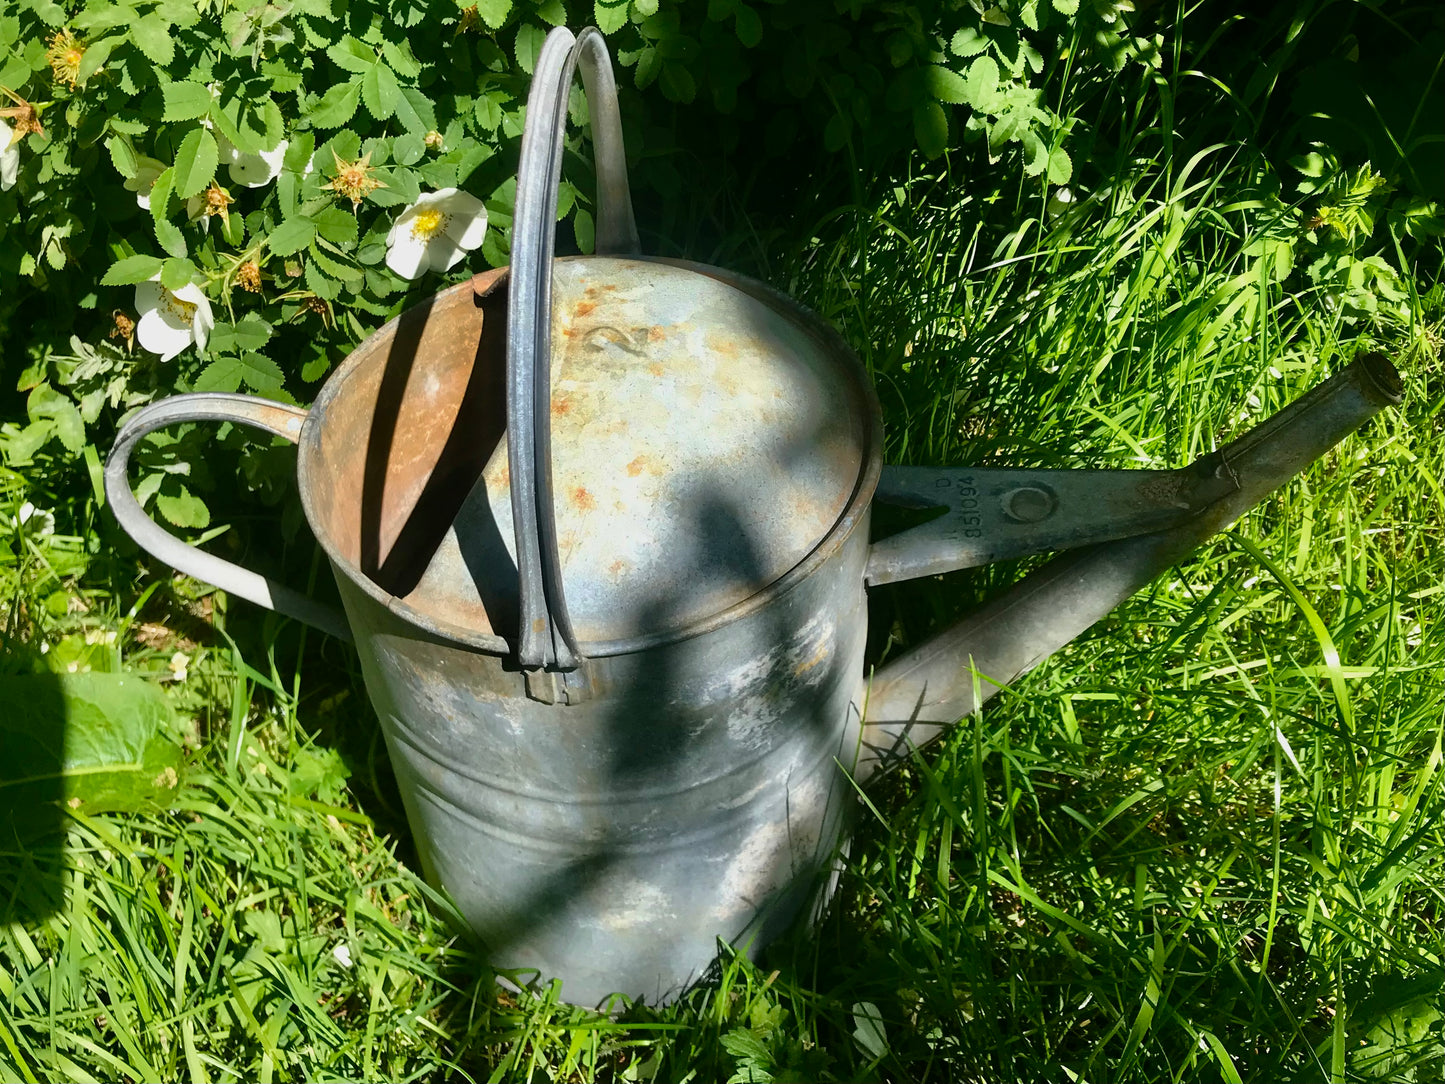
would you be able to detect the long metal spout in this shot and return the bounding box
[858,353,1402,779]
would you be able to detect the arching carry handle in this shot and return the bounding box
[509,26,639,670]
[104,393,352,643]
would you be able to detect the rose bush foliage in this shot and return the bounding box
[0,0,1156,528]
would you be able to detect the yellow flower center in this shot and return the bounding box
[410,208,448,241]
[163,293,197,323]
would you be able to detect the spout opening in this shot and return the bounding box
[1357,351,1404,406]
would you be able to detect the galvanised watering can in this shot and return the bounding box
[107,27,1402,1006]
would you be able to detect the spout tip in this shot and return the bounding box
[1355,351,1404,406]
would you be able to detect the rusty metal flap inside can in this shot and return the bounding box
[396,257,871,649]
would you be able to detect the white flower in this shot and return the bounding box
[124,155,167,209]
[16,501,55,537]
[134,276,214,362]
[385,188,488,280]
[331,942,353,969]
[219,134,287,188]
[167,651,190,682]
[1,118,20,192]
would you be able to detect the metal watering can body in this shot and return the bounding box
[105,27,1402,1007]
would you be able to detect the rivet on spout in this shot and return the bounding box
[1001,485,1057,523]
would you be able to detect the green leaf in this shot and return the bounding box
[0,672,184,839]
[27,385,85,455]
[236,352,285,392]
[267,217,318,256]
[77,35,118,84]
[326,35,375,74]
[1051,0,1079,13]
[160,257,196,291]
[1047,145,1072,185]
[130,11,174,65]
[965,55,1002,113]
[392,86,437,135]
[914,100,948,158]
[312,205,359,247]
[101,254,164,286]
[926,65,969,105]
[393,131,426,166]
[156,484,210,528]
[361,63,400,120]
[659,62,695,103]
[380,38,421,79]
[106,136,138,178]
[595,0,629,35]
[173,127,219,200]
[515,23,547,75]
[208,313,273,354]
[162,80,215,122]
[474,0,513,29]
[155,219,187,259]
[194,358,242,393]
[573,207,594,254]
[473,93,504,131]
[733,3,762,48]
[307,79,362,129]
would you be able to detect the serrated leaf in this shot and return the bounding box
[267,217,317,256]
[77,35,118,83]
[172,128,219,200]
[926,65,968,105]
[1051,0,1079,13]
[156,485,210,528]
[307,79,362,129]
[914,100,948,158]
[304,258,339,300]
[515,24,547,75]
[326,35,375,74]
[392,86,436,135]
[361,63,400,120]
[380,38,421,79]
[595,0,629,35]
[393,131,425,165]
[208,313,273,354]
[473,93,504,131]
[475,0,513,29]
[101,254,164,286]
[131,11,174,65]
[155,219,187,259]
[659,61,695,103]
[236,352,284,391]
[160,257,196,291]
[965,55,1001,113]
[1047,145,1072,184]
[311,205,359,246]
[162,80,215,121]
[307,241,363,287]
[194,357,243,393]
[106,136,138,178]
[573,207,594,254]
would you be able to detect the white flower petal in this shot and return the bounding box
[228,141,287,188]
[429,232,468,273]
[135,308,194,362]
[134,279,165,313]
[446,204,488,251]
[385,235,431,280]
[1,119,17,192]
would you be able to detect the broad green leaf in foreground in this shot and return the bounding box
[0,672,185,839]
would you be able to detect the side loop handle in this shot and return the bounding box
[104,393,353,643]
[509,26,638,670]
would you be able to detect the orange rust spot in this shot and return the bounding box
[604,284,618,291]
[532,618,546,633]
[705,331,739,360]
[607,558,631,577]
[575,299,597,317]
[626,455,649,477]
[571,486,596,511]
[647,363,665,377]
[793,640,830,677]
[551,395,572,416]
[648,326,665,342]
[497,465,510,487]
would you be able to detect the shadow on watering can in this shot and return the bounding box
[103,25,1403,1009]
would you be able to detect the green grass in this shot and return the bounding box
[4,15,1445,1083]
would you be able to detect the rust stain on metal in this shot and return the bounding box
[552,395,573,416]
[626,454,661,477]
[647,363,664,377]
[607,558,631,578]
[571,486,597,512]
[792,639,830,677]
[575,299,597,317]
[705,331,739,360]
[647,326,665,342]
